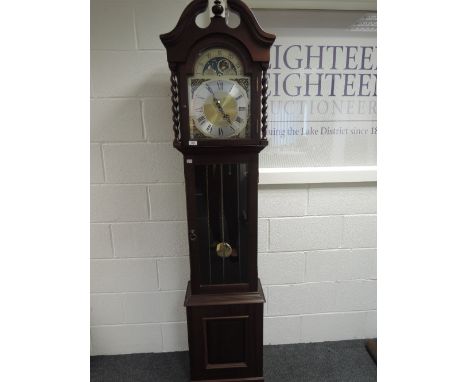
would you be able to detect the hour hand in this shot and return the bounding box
[221,110,232,124]
[213,98,232,124]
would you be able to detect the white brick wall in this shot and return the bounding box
[91,99,144,142]
[90,0,377,356]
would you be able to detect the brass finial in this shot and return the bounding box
[212,0,224,17]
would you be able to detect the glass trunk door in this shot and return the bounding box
[193,162,249,287]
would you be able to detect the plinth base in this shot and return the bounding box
[184,280,265,382]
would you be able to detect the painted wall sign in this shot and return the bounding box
[257,12,377,168]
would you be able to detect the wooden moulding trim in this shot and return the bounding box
[185,280,266,307]
[160,0,275,52]
[173,143,268,155]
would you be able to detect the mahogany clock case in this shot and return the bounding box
[160,1,275,381]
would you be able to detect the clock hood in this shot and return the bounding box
[160,0,275,65]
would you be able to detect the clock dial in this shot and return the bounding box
[190,79,249,139]
[194,48,244,76]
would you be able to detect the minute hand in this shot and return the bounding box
[213,97,232,124]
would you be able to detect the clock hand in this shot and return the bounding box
[213,97,232,124]
[220,110,232,124]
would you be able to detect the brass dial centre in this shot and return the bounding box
[203,94,238,127]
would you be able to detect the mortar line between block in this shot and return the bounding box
[140,99,147,141]
[109,225,116,258]
[146,186,152,220]
[132,8,139,50]
[99,144,106,183]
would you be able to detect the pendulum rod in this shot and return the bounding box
[205,165,212,284]
[236,164,241,280]
[220,165,225,282]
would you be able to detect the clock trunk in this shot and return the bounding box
[184,153,259,294]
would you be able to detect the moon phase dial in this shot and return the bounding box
[194,48,244,76]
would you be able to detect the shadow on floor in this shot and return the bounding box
[91,339,377,382]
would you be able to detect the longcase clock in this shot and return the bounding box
[160,1,275,380]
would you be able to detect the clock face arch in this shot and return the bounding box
[188,46,251,140]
